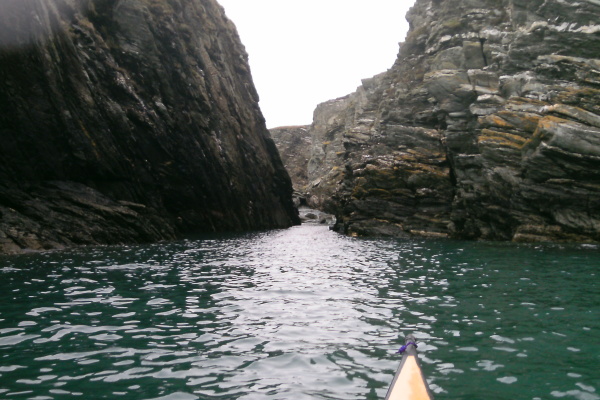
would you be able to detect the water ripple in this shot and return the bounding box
[0,225,599,399]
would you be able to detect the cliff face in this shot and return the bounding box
[0,0,299,254]
[304,0,600,242]
[269,125,311,193]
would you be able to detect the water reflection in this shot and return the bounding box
[0,225,598,399]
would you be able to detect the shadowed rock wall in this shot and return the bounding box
[303,0,600,242]
[0,0,299,254]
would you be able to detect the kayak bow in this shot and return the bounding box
[385,335,434,400]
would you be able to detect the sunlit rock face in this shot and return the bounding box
[304,0,600,242]
[0,0,299,254]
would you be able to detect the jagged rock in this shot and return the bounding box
[270,125,312,192]
[298,207,336,226]
[0,0,299,254]
[296,0,600,242]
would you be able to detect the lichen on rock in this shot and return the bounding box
[292,0,600,243]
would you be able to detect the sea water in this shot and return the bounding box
[0,224,598,399]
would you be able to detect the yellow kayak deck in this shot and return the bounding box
[384,335,433,400]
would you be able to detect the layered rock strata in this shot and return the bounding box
[0,0,299,254]
[304,0,600,242]
[270,125,312,193]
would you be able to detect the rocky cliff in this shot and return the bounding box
[303,0,600,242]
[270,125,311,193]
[0,0,299,254]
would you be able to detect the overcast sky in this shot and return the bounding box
[217,0,414,128]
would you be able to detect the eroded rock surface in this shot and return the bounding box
[302,0,600,242]
[0,0,299,254]
[270,125,312,193]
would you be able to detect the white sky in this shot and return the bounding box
[217,0,414,128]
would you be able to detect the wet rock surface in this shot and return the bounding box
[299,0,600,242]
[298,206,336,227]
[0,0,299,254]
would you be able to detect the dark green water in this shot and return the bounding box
[1,224,598,400]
